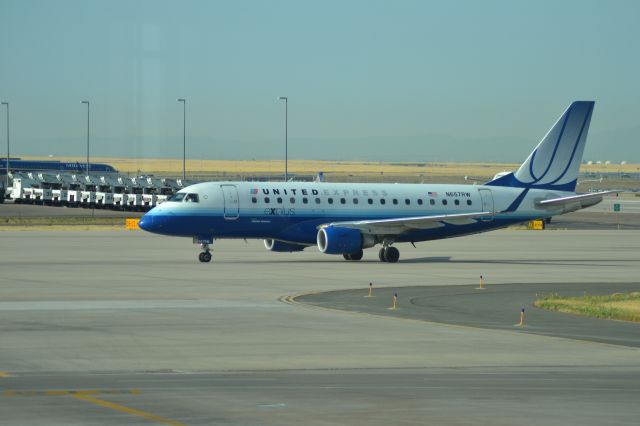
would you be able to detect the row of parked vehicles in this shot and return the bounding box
[4,172,192,211]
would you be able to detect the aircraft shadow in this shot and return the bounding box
[231,257,637,267]
[399,257,636,267]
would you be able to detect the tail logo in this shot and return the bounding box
[513,101,594,191]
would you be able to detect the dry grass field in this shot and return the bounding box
[24,155,520,177]
[21,155,640,186]
[535,292,640,322]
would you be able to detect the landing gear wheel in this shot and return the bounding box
[197,241,213,263]
[199,251,212,263]
[349,249,363,261]
[378,248,387,262]
[384,246,400,263]
[343,253,352,261]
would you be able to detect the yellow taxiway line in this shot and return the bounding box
[70,392,185,426]
[3,388,184,426]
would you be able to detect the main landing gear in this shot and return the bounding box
[342,245,400,263]
[378,246,400,263]
[198,243,212,263]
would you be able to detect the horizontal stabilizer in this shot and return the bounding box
[321,211,491,235]
[536,191,618,211]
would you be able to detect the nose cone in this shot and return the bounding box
[138,214,153,232]
[139,210,179,235]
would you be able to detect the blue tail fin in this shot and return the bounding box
[487,101,595,191]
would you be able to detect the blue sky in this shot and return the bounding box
[1,0,639,163]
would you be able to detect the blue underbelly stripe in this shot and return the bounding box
[145,213,546,245]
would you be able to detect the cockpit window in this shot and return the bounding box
[185,193,199,203]
[168,193,186,202]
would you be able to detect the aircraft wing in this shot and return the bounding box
[320,211,492,235]
[536,191,618,209]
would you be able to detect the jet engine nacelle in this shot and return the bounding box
[264,239,307,252]
[317,226,375,255]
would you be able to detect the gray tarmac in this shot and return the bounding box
[548,210,640,229]
[1,229,640,425]
[296,282,640,347]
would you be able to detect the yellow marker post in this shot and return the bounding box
[365,282,374,298]
[390,292,398,310]
[515,308,525,327]
[476,275,485,290]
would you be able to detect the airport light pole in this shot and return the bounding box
[177,98,186,181]
[81,100,90,176]
[278,96,288,181]
[1,102,8,196]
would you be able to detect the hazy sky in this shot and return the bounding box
[1,0,639,163]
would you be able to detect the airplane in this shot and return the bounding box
[139,101,615,263]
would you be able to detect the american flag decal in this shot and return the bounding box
[428,191,438,197]
[249,188,259,194]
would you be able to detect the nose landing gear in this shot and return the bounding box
[198,251,212,263]
[198,243,212,263]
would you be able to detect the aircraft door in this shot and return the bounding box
[221,185,239,220]
[478,188,494,222]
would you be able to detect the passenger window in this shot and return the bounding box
[315,198,321,204]
[368,198,373,205]
[290,197,295,204]
[328,198,334,204]
[353,198,359,204]
[442,199,448,205]
[185,193,199,203]
[340,198,346,204]
[380,199,386,205]
[303,197,308,204]
[430,199,435,205]
[467,199,472,206]
[277,197,283,204]
[392,199,398,205]
[418,199,423,205]
[454,199,460,206]
[405,199,410,205]
[264,197,270,203]
[251,197,257,203]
